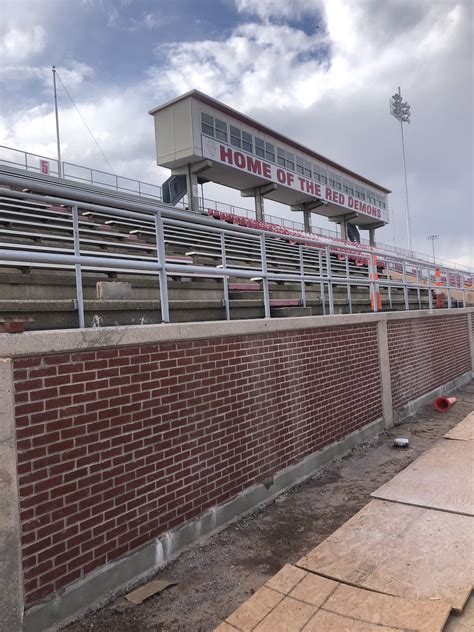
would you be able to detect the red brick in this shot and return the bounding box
[15,315,470,607]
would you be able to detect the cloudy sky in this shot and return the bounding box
[1,0,472,267]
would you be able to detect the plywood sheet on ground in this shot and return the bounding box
[445,412,474,442]
[444,593,474,632]
[371,439,474,516]
[297,500,474,611]
[217,564,451,631]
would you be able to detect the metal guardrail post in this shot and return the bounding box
[325,244,334,315]
[446,269,452,308]
[299,244,306,308]
[221,233,230,320]
[154,210,170,323]
[370,255,378,313]
[428,265,433,311]
[415,264,421,309]
[260,235,271,318]
[345,255,352,314]
[318,250,326,315]
[71,205,85,328]
[461,274,466,308]
[402,261,409,310]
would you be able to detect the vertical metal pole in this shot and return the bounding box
[371,255,378,313]
[326,245,334,315]
[319,250,326,315]
[52,66,62,178]
[461,274,466,308]
[299,244,306,308]
[397,87,412,253]
[72,205,85,328]
[402,260,409,310]
[345,255,352,314]
[221,233,230,320]
[446,268,452,308]
[427,265,433,311]
[154,210,170,323]
[260,235,271,318]
[415,264,421,309]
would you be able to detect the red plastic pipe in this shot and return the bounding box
[433,396,457,412]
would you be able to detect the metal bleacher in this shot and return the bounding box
[0,163,471,331]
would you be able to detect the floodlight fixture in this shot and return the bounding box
[390,86,413,252]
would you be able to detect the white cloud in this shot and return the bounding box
[149,22,329,110]
[144,0,473,265]
[0,25,46,60]
[235,0,321,21]
[0,0,471,266]
[0,61,94,89]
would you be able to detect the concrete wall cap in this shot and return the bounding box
[0,308,472,359]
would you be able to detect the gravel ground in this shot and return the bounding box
[65,382,474,632]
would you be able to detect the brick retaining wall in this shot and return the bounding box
[0,309,472,628]
[388,315,471,409]
[14,324,381,605]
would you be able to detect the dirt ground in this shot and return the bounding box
[65,382,474,632]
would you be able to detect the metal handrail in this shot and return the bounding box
[0,173,470,329]
[0,144,471,273]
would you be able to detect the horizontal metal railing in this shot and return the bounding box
[0,171,470,329]
[1,144,471,274]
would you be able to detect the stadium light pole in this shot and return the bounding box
[52,66,62,178]
[390,87,412,253]
[426,234,439,262]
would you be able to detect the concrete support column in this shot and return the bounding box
[376,318,394,429]
[303,210,312,233]
[369,227,376,247]
[340,217,348,241]
[0,358,23,631]
[328,212,357,242]
[186,166,200,213]
[241,183,277,223]
[255,192,265,222]
[171,160,212,213]
[360,222,384,247]
[290,200,326,233]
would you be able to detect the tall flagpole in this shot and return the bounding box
[52,66,62,177]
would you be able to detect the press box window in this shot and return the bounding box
[242,131,253,153]
[230,125,241,148]
[215,118,228,142]
[277,147,287,167]
[201,112,214,137]
[304,161,312,178]
[286,152,295,171]
[296,157,304,175]
[255,138,265,158]
[265,142,275,162]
